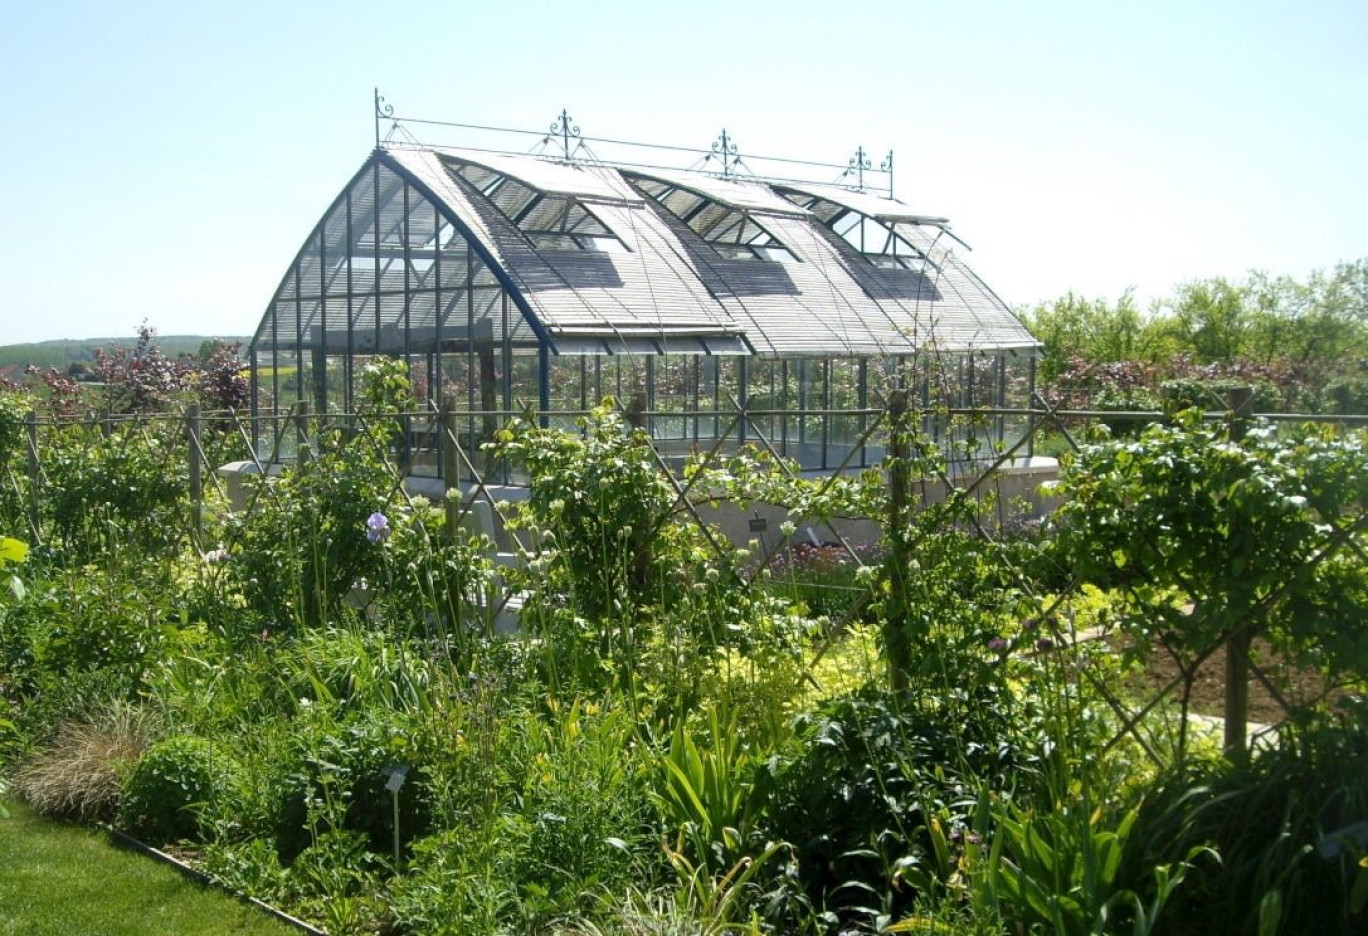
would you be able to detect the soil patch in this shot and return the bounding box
[1104,635,1341,725]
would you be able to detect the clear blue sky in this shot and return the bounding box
[2,0,1364,345]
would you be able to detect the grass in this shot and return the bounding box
[0,798,298,936]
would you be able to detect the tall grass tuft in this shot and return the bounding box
[14,700,157,821]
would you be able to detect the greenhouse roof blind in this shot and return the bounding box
[624,169,809,217]
[776,183,950,226]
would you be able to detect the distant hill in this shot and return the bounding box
[0,336,251,372]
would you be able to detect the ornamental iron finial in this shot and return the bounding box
[709,128,741,178]
[548,109,582,159]
[374,88,395,148]
[848,146,872,189]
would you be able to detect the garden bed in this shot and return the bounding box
[1112,635,1345,725]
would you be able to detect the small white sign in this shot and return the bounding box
[384,765,409,793]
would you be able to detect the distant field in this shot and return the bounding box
[0,336,250,372]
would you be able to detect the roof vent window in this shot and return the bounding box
[632,179,796,263]
[447,159,628,253]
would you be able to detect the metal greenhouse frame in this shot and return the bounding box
[249,101,1040,484]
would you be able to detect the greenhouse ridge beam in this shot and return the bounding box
[373,92,897,199]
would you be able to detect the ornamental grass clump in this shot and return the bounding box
[14,700,157,822]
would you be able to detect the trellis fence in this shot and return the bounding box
[4,396,1366,767]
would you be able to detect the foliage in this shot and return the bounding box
[391,698,653,933]
[38,420,189,561]
[2,563,176,697]
[93,323,197,414]
[981,798,1206,936]
[492,401,692,622]
[119,735,241,846]
[272,704,435,865]
[1023,291,1152,385]
[655,704,767,872]
[493,402,786,703]
[1027,260,1368,415]
[223,360,414,633]
[194,339,250,411]
[1050,417,1368,714]
[760,686,1043,932]
[1123,716,1368,934]
[0,535,25,602]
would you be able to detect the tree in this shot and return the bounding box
[1151,278,1250,365]
[1022,291,1150,383]
[1051,416,1368,753]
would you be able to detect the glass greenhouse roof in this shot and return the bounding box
[776,184,952,271]
[626,170,800,263]
[255,145,1039,365]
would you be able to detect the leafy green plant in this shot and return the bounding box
[222,357,416,634]
[492,401,691,621]
[1123,716,1368,934]
[760,686,1041,932]
[655,705,762,869]
[0,534,25,602]
[980,799,1205,936]
[119,735,240,846]
[39,420,189,561]
[273,705,435,865]
[1051,416,1368,746]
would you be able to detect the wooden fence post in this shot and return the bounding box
[25,412,40,542]
[885,389,912,693]
[295,400,311,466]
[186,403,203,548]
[1224,385,1254,759]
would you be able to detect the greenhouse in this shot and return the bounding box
[250,135,1040,484]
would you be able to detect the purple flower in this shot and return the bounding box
[366,511,390,543]
[1036,637,1055,652]
[987,636,1009,653]
[1022,618,1040,633]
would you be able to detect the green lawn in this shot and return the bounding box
[0,799,298,936]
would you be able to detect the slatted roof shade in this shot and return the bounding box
[255,145,1038,360]
[776,182,950,226]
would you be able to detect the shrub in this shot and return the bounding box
[40,420,189,562]
[760,686,1041,931]
[119,735,240,846]
[273,708,435,865]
